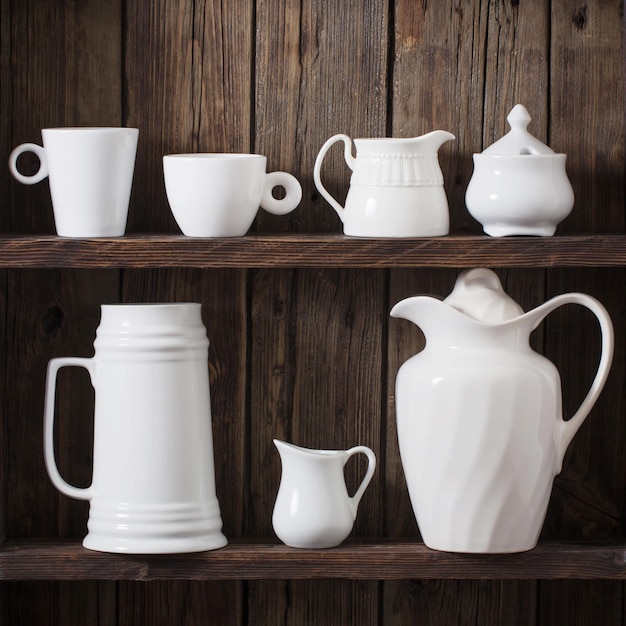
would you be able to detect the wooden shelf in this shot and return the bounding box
[0,233,625,268]
[2,539,626,581]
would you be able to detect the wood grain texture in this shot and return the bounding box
[0,3,123,625]
[383,580,537,626]
[3,234,626,268]
[118,581,241,626]
[392,1,489,233]
[257,0,389,233]
[2,0,122,235]
[544,3,625,623]
[248,267,384,623]
[4,269,117,539]
[3,539,626,581]
[250,18,388,621]
[124,0,254,233]
[1,0,626,624]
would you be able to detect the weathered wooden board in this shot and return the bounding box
[0,1,122,624]
[0,0,624,624]
[541,1,625,623]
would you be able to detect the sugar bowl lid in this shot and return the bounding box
[481,104,555,155]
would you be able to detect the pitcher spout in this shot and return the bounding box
[417,130,456,153]
[390,295,460,339]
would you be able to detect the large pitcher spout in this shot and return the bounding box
[390,295,458,339]
[391,269,528,346]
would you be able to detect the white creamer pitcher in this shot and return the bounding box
[390,269,614,553]
[44,303,227,554]
[272,439,376,549]
[313,131,455,237]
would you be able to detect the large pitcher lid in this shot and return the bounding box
[443,268,524,322]
[481,104,555,156]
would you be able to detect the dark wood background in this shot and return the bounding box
[0,1,624,624]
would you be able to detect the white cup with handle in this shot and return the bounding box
[163,153,302,236]
[9,127,138,237]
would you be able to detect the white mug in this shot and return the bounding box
[9,127,138,237]
[43,303,227,554]
[163,153,302,236]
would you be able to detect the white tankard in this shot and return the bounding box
[44,303,227,554]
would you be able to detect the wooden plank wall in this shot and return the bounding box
[0,1,624,624]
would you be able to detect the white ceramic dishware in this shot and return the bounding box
[465,104,574,236]
[9,127,138,237]
[44,303,227,554]
[163,153,302,236]
[313,131,455,237]
[272,439,376,549]
[391,268,613,553]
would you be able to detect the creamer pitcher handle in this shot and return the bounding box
[527,293,614,467]
[344,445,376,519]
[44,357,96,501]
[313,134,356,221]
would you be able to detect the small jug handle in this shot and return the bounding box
[313,134,357,222]
[43,357,96,501]
[343,445,376,519]
[524,293,614,468]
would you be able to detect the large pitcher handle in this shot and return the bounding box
[44,357,96,501]
[313,134,357,221]
[525,293,614,467]
[343,445,376,519]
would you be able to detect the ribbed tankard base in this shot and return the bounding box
[83,500,227,554]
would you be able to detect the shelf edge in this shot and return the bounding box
[2,539,626,581]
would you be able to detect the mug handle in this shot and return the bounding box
[522,293,614,468]
[260,171,303,216]
[9,143,49,185]
[313,134,356,221]
[43,357,96,501]
[344,445,376,519]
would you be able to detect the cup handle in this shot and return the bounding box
[344,445,376,519]
[522,293,614,469]
[313,134,356,222]
[260,171,303,216]
[9,143,49,185]
[43,357,96,501]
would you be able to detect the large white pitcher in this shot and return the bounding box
[44,303,227,554]
[390,269,614,553]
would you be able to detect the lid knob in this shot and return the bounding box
[481,104,555,156]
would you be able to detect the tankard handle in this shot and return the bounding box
[313,134,357,221]
[524,293,614,468]
[44,357,96,501]
[343,445,376,519]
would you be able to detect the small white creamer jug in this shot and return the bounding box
[44,303,227,554]
[272,439,376,549]
[314,131,455,237]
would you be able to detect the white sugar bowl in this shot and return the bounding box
[465,104,574,237]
